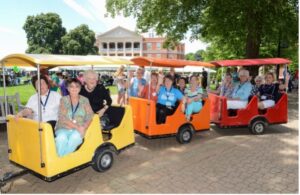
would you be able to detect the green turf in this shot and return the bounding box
[0,85,118,105]
[0,84,36,105]
[107,86,117,95]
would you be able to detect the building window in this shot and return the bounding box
[156,42,161,50]
[117,42,123,51]
[102,43,107,49]
[109,42,115,50]
[147,43,152,50]
[156,54,161,58]
[125,42,132,50]
[134,42,140,50]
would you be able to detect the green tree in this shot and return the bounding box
[106,0,298,74]
[185,52,195,60]
[23,13,66,54]
[62,24,98,55]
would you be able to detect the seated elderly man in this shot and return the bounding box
[227,69,252,109]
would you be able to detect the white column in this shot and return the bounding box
[123,41,126,56]
[139,41,142,56]
[107,42,110,56]
[131,41,134,56]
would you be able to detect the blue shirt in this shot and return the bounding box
[157,86,183,107]
[231,81,252,101]
[130,77,147,97]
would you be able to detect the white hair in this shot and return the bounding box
[255,75,264,82]
[238,69,249,77]
[84,70,98,81]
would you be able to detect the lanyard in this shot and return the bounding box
[40,90,51,112]
[165,87,173,100]
[70,97,80,120]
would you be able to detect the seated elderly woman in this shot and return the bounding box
[257,72,283,109]
[55,78,93,157]
[210,73,234,98]
[15,75,61,130]
[181,75,203,121]
[250,75,264,96]
[156,74,183,124]
[139,72,159,101]
[227,69,253,109]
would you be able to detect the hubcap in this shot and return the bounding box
[254,123,264,133]
[100,153,111,168]
[182,131,191,141]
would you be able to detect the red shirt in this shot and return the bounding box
[141,84,158,101]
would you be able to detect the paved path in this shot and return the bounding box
[0,92,298,193]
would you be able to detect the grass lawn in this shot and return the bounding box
[0,85,117,105]
[0,84,36,105]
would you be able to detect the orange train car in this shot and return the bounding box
[129,57,215,144]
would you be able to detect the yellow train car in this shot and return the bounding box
[0,54,135,182]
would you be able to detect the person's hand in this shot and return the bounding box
[97,107,106,117]
[14,113,22,121]
[187,98,193,104]
[77,126,85,137]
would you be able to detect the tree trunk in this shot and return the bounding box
[244,7,262,78]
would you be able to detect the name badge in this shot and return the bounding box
[166,101,172,107]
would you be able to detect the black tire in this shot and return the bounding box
[249,120,266,135]
[176,126,193,144]
[92,147,114,172]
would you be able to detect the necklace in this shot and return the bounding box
[70,96,80,123]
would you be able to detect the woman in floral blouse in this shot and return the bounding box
[55,78,93,157]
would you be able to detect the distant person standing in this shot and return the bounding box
[77,72,85,85]
[129,67,147,97]
[60,72,70,96]
[283,67,293,92]
[232,67,239,84]
[201,68,208,89]
[170,67,180,87]
[114,65,126,105]
[50,72,60,92]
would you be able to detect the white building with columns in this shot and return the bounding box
[96,26,143,57]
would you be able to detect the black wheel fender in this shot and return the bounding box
[93,143,117,157]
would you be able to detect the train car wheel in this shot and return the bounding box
[249,120,266,135]
[92,147,114,172]
[176,126,193,144]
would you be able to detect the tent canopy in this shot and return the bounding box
[131,57,214,68]
[0,53,133,68]
[211,58,291,67]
